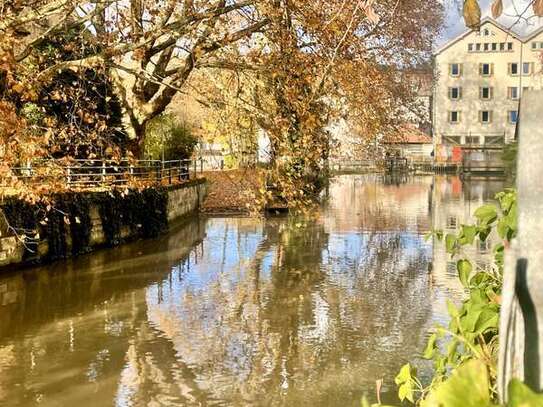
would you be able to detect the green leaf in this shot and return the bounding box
[459,225,477,245]
[478,225,491,242]
[457,259,473,287]
[447,339,459,362]
[474,308,499,334]
[497,218,509,239]
[395,363,413,385]
[421,360,492,407]
[447,300,460,318]
[461,309,483,333]
[474,204,498,225]
[423,333,438,359]
[398,381,415,403]
[446,234,457,254]
[470,272,491,286]
[508,379,543,406]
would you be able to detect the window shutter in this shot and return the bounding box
[507,87,511,99]
[459,64,463,76]
[448,87,451,99]
[479,63,483,75]
[490,87,493,99]
[459,87,462,99]
[490,63,494,75]
[489,111,493,123]
[458,111,461,122]
[479,87,483,99]
[508,63,511,75]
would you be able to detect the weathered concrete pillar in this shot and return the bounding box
[498,90,543,400]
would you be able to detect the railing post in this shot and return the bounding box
[101,160,106,185]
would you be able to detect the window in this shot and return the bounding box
[480,63,492,76]
[480,87,493,100]
[508,42,513,51]
[483,28,490,36]
[480,110,492,124]
[444,136,461,145]
[485,136,504,145]
[492,42,497,51]
[509,62,519,75]
[508,86,519,100]
[533,42,538,50]
[523,62,532,75]
[449,111,460,123]
[500,42,505,51]
[476,43,481,51]
[447,216,458,229]
[484,43,489,51]
[509,110,518,124]
[450,63,461,76]
[466,136,480,145]
[449,87,462,100]
[468,43,474,52]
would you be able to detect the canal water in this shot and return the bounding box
[0,174,506,407]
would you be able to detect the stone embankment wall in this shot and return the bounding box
[0,179,207,269]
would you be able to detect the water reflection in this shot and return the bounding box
[0,174,506,406]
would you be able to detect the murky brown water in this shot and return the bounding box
[0,174,506,407]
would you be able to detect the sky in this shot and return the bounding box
[438,0,543,47]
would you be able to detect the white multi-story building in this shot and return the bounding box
[433,18,543,162]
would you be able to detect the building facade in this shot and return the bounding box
[433,18,543,162]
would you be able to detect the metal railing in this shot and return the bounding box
[5,159,194,188]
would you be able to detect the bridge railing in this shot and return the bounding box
[4,159,194,188]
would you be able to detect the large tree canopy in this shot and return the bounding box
[1,0,443,206]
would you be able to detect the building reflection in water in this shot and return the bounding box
[0,174,506,407]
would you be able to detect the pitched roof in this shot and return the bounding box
[435,17,530,55]
[384,125,433,145]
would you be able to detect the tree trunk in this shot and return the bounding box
[128,123,147,159]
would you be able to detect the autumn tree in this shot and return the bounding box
[193,0,443,209]
[1,0,273,156]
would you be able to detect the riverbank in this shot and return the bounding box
[0,179,207,269]
[200,169,264,214]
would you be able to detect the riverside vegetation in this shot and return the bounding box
[368,189,543,406]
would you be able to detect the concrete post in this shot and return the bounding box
[498,90,543,400]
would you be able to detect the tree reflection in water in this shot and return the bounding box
[0,174,506,406]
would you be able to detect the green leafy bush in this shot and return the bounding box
[394,190,520,405]
[144,114,197,161]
